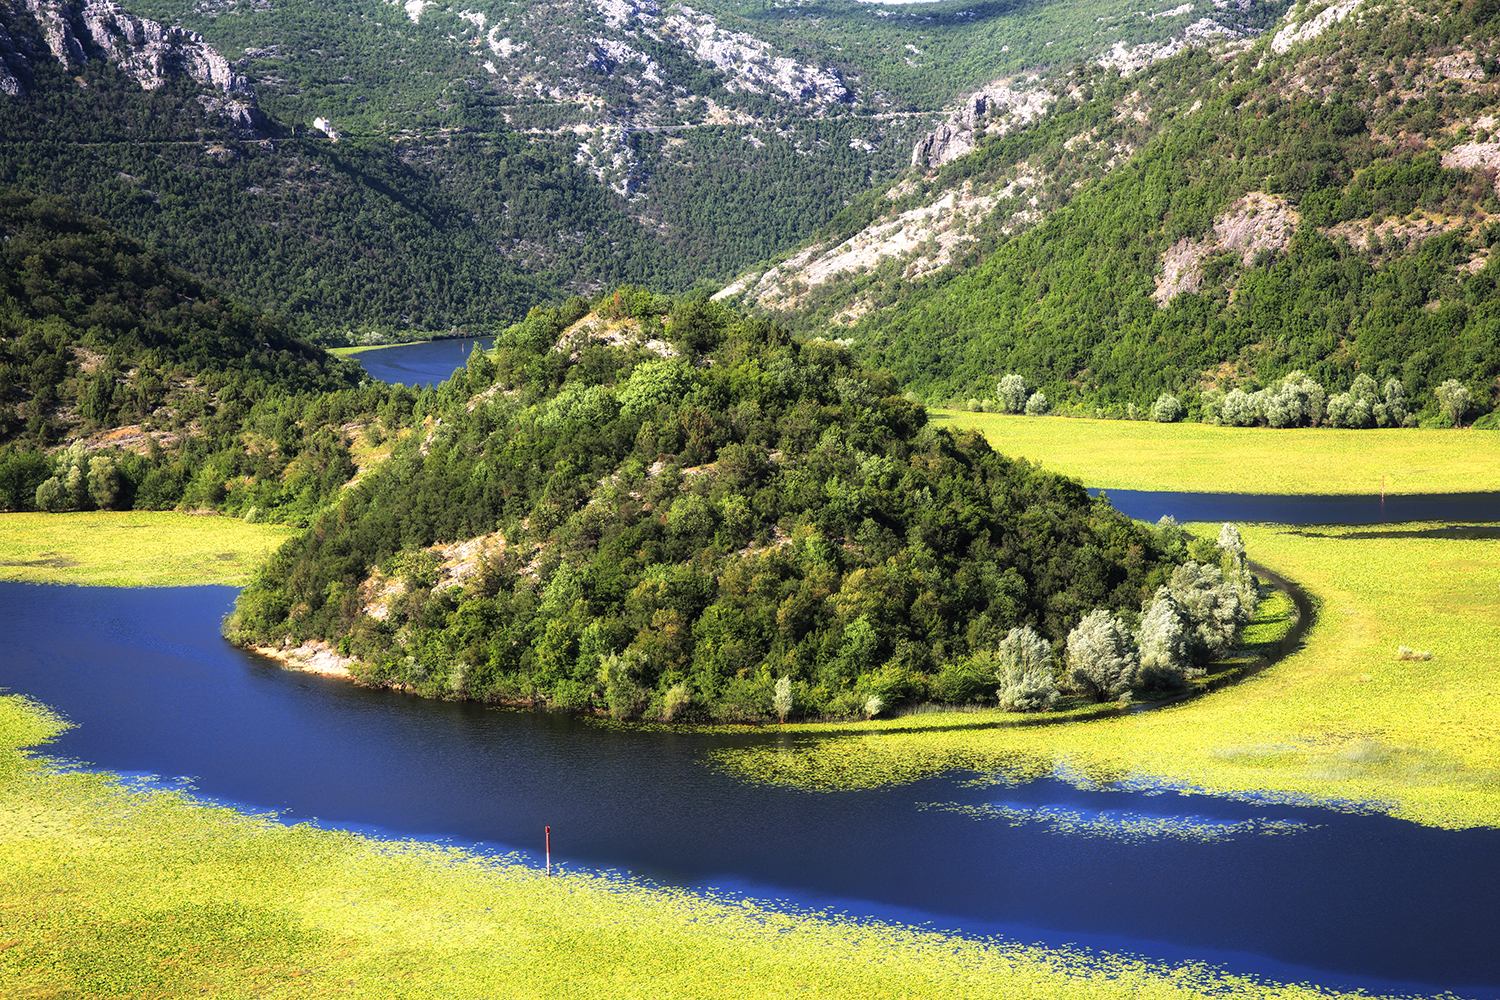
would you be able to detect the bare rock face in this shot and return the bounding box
[911,85,1053,170]
[2,0,265,133]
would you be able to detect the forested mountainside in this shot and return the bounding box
[0,190,401,518]
[720,0,1500,423]
[227,294,1187,720]
[0,0,1273,339]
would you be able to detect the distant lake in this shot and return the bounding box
[5,580,1499,1000]
[350,338,494,386]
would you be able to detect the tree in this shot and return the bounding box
[1152,393,1184,422]
[995,625,1058,711]
[1066,609,1139,702]
[1136,587,1194,689]
[1165,562,1245,662]
[996,374,1028,413]
[1024,391,1050,415]
[1435,379,1471,427]
[772,676,794,723]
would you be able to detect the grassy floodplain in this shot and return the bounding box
[0,512,298,587]
[716,523,1500,829]
[934,411,1500,495]
[0,696,1458,1000]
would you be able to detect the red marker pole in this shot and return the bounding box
[545,825,551,876]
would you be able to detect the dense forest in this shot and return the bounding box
[0,190,400,519]
[225,293,1190,720]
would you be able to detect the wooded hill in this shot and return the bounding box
[721,0,1500,423]
[0,190,398,518]
[226,294,1186,721]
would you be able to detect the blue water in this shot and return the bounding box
[1090,488,1500,525]
[351,338,495,386]
[2,581,1497,997]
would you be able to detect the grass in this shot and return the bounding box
[0,511,297,587]
[933,411,1500,495]
[0,694,1446,999]
[713,523,1500,829]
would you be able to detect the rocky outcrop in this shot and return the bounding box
[911,84,1053,170]
[1,0,265,133]
[1155,192,1297,305]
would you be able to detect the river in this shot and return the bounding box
[3,580,1498,999]
[348,337,497,387]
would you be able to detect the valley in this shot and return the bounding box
[2,0,1500,995]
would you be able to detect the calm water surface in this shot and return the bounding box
[3,582,1498,997]
[351,338,495,386]
[1090,488,1500,524]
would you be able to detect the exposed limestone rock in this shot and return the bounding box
[658,5,851,108]
[719,181,1002,310]
[2,0,264,132]
[911,83,1054,170]
[1156,192,1297,306]
[1271,0,1362,55]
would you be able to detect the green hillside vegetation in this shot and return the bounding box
[0,192,418,523]
[226,293,1197,721]
[761,1,1500,421]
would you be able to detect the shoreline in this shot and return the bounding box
[249,640,356,679]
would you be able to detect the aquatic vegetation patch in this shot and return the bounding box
[0,692,1451,1000]
[938,411,1500,496]
[0,512,297,587]
[916,799,1320,843]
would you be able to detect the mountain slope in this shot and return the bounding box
[2,0,1282,337]
[720,0,1500,422]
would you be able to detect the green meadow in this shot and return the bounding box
[935,411,1500,495]
[715,523,1500,830]
[0,695,1446,1000]
[0,512,296,587]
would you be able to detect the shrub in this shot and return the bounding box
[35,475,68,512]
[662,682,693,721]
[1024,391,1050,415]
[995,625,1058,712]
[772,676,794,723]
[1066,610,1139,702]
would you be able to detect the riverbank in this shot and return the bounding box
[0,693,1448,1000]
[0,512,297,587]
[713,522,1500,829]
[935,411,1500,495]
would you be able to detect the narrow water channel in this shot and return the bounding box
[3,581,1497,999]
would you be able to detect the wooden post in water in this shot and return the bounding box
[545,825,551,876]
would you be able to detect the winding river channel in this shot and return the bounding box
[7,340,1496,996]
[5,577,1500,999]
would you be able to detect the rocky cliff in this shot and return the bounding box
[0,0,264,132]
